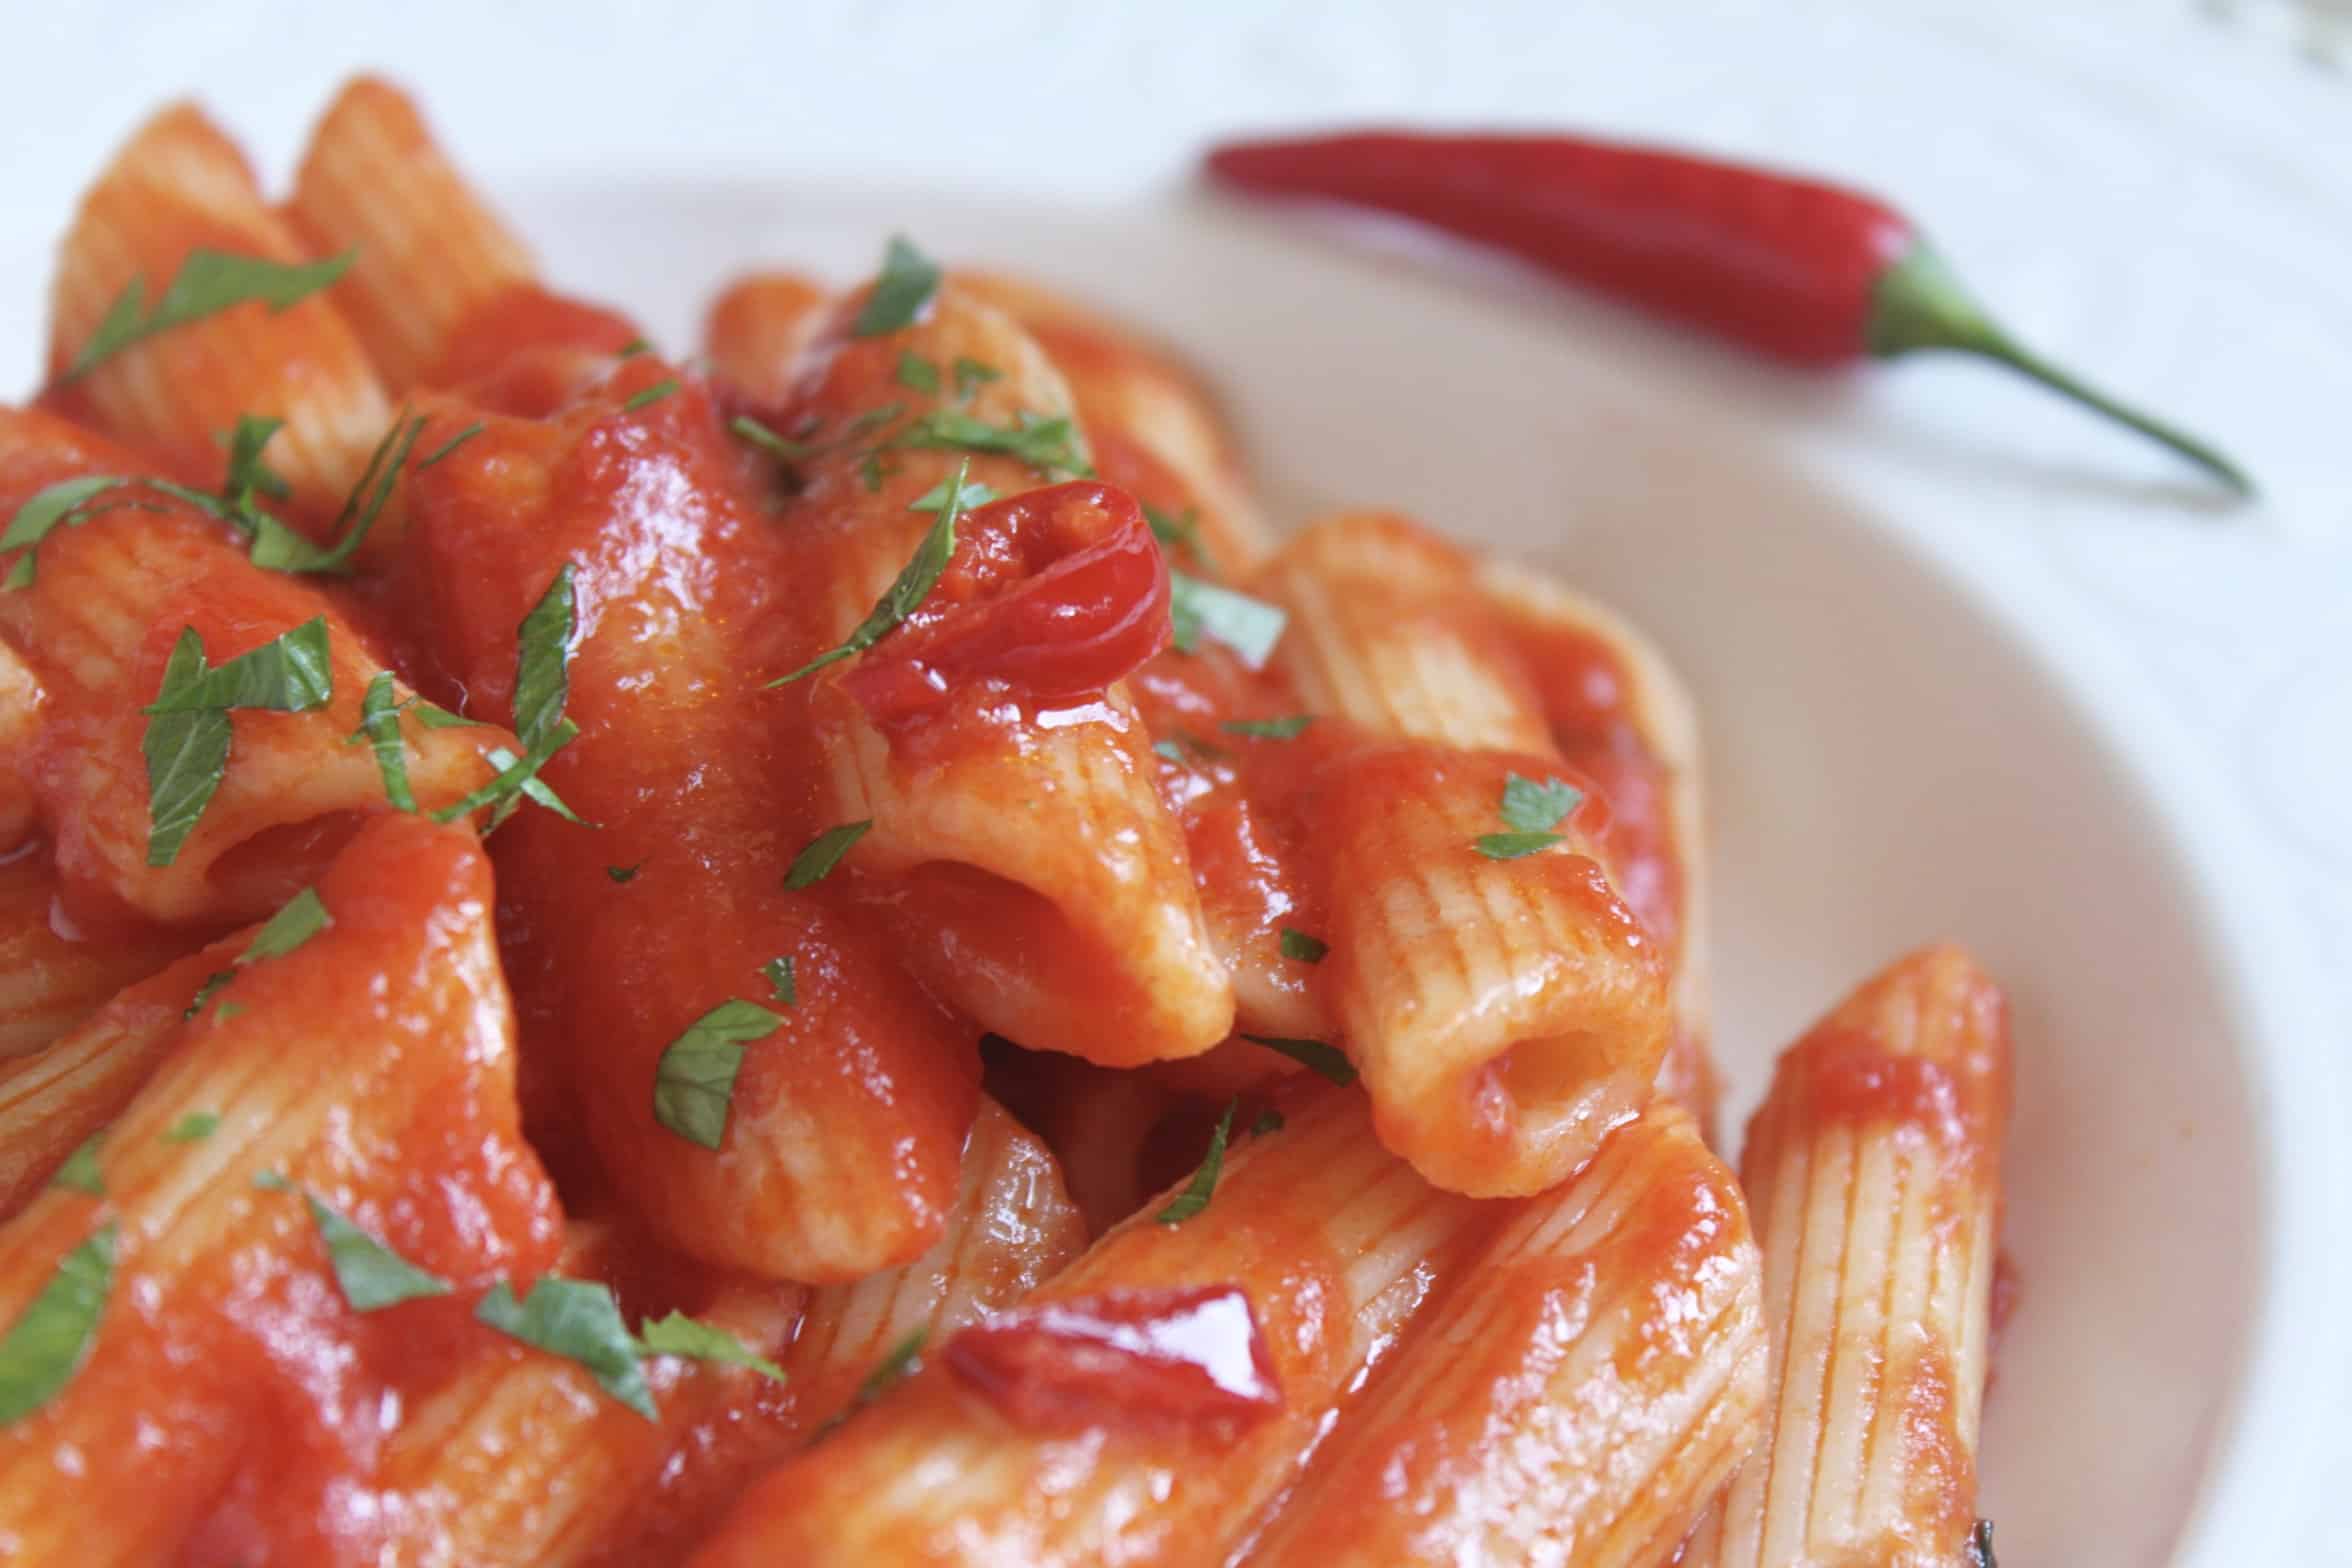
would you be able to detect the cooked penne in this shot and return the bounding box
[701,271,834,412]
[1477,563,1714,1128]
[1247,1105,1766,1568]
[0,416,509,927]
[0,935,234,1211]
[585,1100,1089,1566]
[1260,512,1555,755]
[0,846,196,1063]
[1316,742,1671,1196]
[686,1086,1499,1567]
[0,816,563,1565]
[287,76,539,391]
[787,284,1233,1068]
[1682,945,2011,1568]
[45,103,393,534]
[398,372,980,1281]
[0,642,37,854]
[959,270,1273,574]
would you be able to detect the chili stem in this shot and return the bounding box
[1964,334,2253,496]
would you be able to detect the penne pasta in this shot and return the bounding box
[1245,1104,1767,1568]
[786,283,1233,1069]
[0,412,510,928]
[0,933,234,1211]
[287,76,539,391]
[0,842,198,1063]
[1477,562,1714,1129]
[685,1086,1500,1568]
[1681,945,2011,1568]
[399,372,980,1282]
[0,816,563,1565]
[701,270,834,413]
[46,103,394,536]
[0,642,38,854]
[959,270,1273,575]
[1315,741,1672,1197]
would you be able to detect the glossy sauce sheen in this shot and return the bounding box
[946,1284,1282,1436]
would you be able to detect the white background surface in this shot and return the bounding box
[5,1,2349,1560]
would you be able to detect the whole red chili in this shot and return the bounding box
[1205,130,2248,494]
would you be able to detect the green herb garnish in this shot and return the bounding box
[764,956,797,1007]
[1278,928,1328,963]
[1222,714,1313,741]
[652,999,785,1150]
[621,379,679,413]
[1240,1034,1357,1087]
[416,421,485,469]
[767,459,972,686]
[782,820,872,889]
[894,351,941,394]
[1474,772,1584,861]
[1155,1102,1235,1225]
[0,1224,116,1424]
[1168,570,1285,668]
[293,1191,451,1311]
[636,1310,786,1382]
[63,250,354,382]
[140,619,334,866]
[163,1112,219,1144]
[51,1134,104,1197]
[476,1277,656,1419]
[853,237,943,338]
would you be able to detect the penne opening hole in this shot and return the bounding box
[900,861,1156,1054]
[1490,1027,1621,1118]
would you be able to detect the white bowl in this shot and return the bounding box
[529,181,2333,1566]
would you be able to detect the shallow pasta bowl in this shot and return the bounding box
[318,177,2332,1565]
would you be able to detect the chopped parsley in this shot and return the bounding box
[606,863,642,884]
[246,887,331,961]
[1143,503,1213,569]
[1251,1107,1285,1137]
[1222,714,1313,741]
[1240,1034,1357,1087]
[416,421,485,469]
[853,236,943,338]
[1474,772,1585,860]
[290,1191,451,1311]
[62,249,354,382]
[476,1277,656,1419]
[141,619,334,866]
[636,1311,786,1383]
[183,972,233,1020]
[429,563,586,829]
[782,820,872,889]
[652,999,785,1149]
[1155,1102,1235,1226]
[0,1223,116,1424]
[1278,928,1329,963]
[729,415,818,466]
[616,337,653,359]
[1168,570,1286,668]
[764,955,797,1006]
[950,356,1001,399]
[621,379,679,413]
[354,672,416,811]
[248,413,427,574]
[894,350,941,394]
[767,458,973,686]
[893,409,1090,478]
[1,476,125,588]
[907,475,995,515]
[51,1134,104,1197]
[162,1112,219,1144]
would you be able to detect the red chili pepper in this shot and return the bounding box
[1205,130,2249,494]
[843,481,1173,722]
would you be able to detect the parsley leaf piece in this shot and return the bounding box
[764,955,797,1006]
[220,415,286,509]
[51,1134,104,1197]
[1155,1102,1235,1225]
[476,1278,656,1419]
[1278,928,1329,964]
[893,409,1091,478]
[766,459,971,687]
[950,356,1001,399]
[842,404,907,441]
[636,1310,786,1382]
[163,1111,220,1144]
[729,415,818,466]
[213,1002,244,1023]
[140,630,232,868]
[246,887,332,962]
[0,1223,116,1423]
[513,564,577,753]
[894,350,941,394]
[1499,773,1583,834]
[1251,1108,1285,1137]
[354,671,416,812]
[606,863,641,884]
[249,414,427,574]
[1168,570,1286,668]
[252,1169,292,1192]
[782,820,872,890]
[1240,1034,1358,1087]
[622,379,680,413]
[416,421,485,469]
[616,337,652,359]
[820,1327,926,1435]
[907,476,995,515]
[652,999,784,1150]
[1143,503,1214,569]
[2,475,128,588]
[1473,831,1565,861]
[411,701,484,730]
[183,971,234,1021]
[141,617,333,716]
[1222,714,1313,741]
[428,720,583,829]
[293,1192,450,1312]
[63,250,355,382]
[853,236,943,338]
[857,451,888,492]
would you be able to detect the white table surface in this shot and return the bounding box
[7,1,2349,1558]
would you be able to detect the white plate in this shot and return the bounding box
[521,178,2322,1566]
